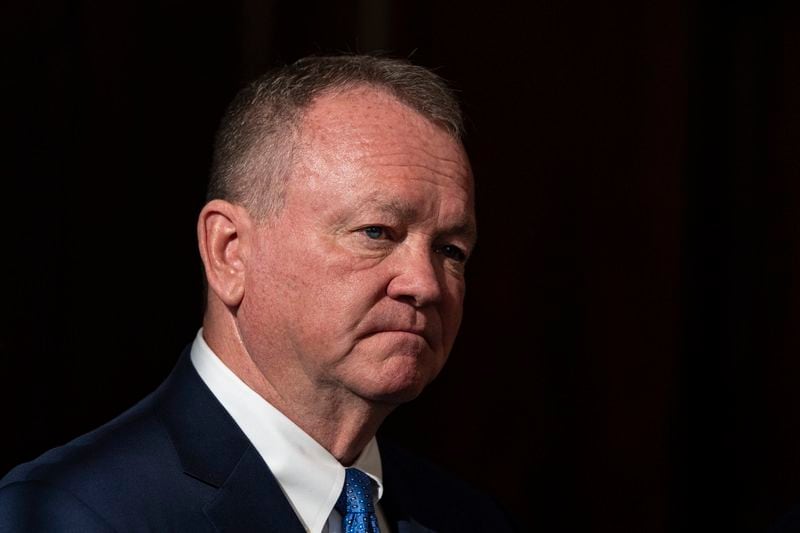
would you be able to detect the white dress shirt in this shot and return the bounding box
[190,330,390,533]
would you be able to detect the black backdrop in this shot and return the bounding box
[3,1,800,531]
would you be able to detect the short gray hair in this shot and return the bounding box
[207,55,464,219]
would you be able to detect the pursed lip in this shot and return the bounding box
[362,325,432,348]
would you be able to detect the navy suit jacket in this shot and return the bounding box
[0,348,515,532]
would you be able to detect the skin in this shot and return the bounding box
[198,85,476,465]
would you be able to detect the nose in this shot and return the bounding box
[386,247,443,307]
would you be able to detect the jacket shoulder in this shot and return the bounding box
[0,361,216,530]
[0,480,114,532]
[2,387,169,490]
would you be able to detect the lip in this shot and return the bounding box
[367,328,431,347]
[382,327,426,335]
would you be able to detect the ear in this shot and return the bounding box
[197,199,252,308]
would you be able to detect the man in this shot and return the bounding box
[0,55,515,532]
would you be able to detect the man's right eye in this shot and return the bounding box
[363,226,386,239]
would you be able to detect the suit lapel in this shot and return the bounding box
[156,348,304,532]
[379,438,439,533]
[383,494,438,533]
[157,350,434,532]
[203,444,305,532]
[394,517,439,533]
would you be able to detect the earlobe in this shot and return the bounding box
[197,200,250,308]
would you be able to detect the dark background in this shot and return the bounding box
[3,1,800,531]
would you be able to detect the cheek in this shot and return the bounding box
[242,238,319,326]
[440,278,466,337]
[272,252,387,339]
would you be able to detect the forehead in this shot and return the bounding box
[296,86,472,189]
[285,88,475,234]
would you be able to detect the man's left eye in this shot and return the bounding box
[363,226,385,239]
[437,244,467,262]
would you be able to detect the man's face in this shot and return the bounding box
[237,86,475,405]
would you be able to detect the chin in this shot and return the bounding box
[363,354,444,405]
[346,334,448,404]
[366,383,428,405]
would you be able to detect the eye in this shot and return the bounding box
[436,244,467,262]
[363,226,386,239]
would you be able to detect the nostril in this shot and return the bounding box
[384,248,444,306]
[386,274,442,308]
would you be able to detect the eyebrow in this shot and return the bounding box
[364,196,478,245]
[444,221,478,245]
[372,198,419,220]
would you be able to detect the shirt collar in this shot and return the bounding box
[189,329,384,533]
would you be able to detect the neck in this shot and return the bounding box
[202,307,394,465]
[282,391,393,466]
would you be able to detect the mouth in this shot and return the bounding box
[365,328,432,348]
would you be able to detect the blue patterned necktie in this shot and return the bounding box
[336,468,381,533]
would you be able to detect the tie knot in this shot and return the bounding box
[336,468,375,515]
